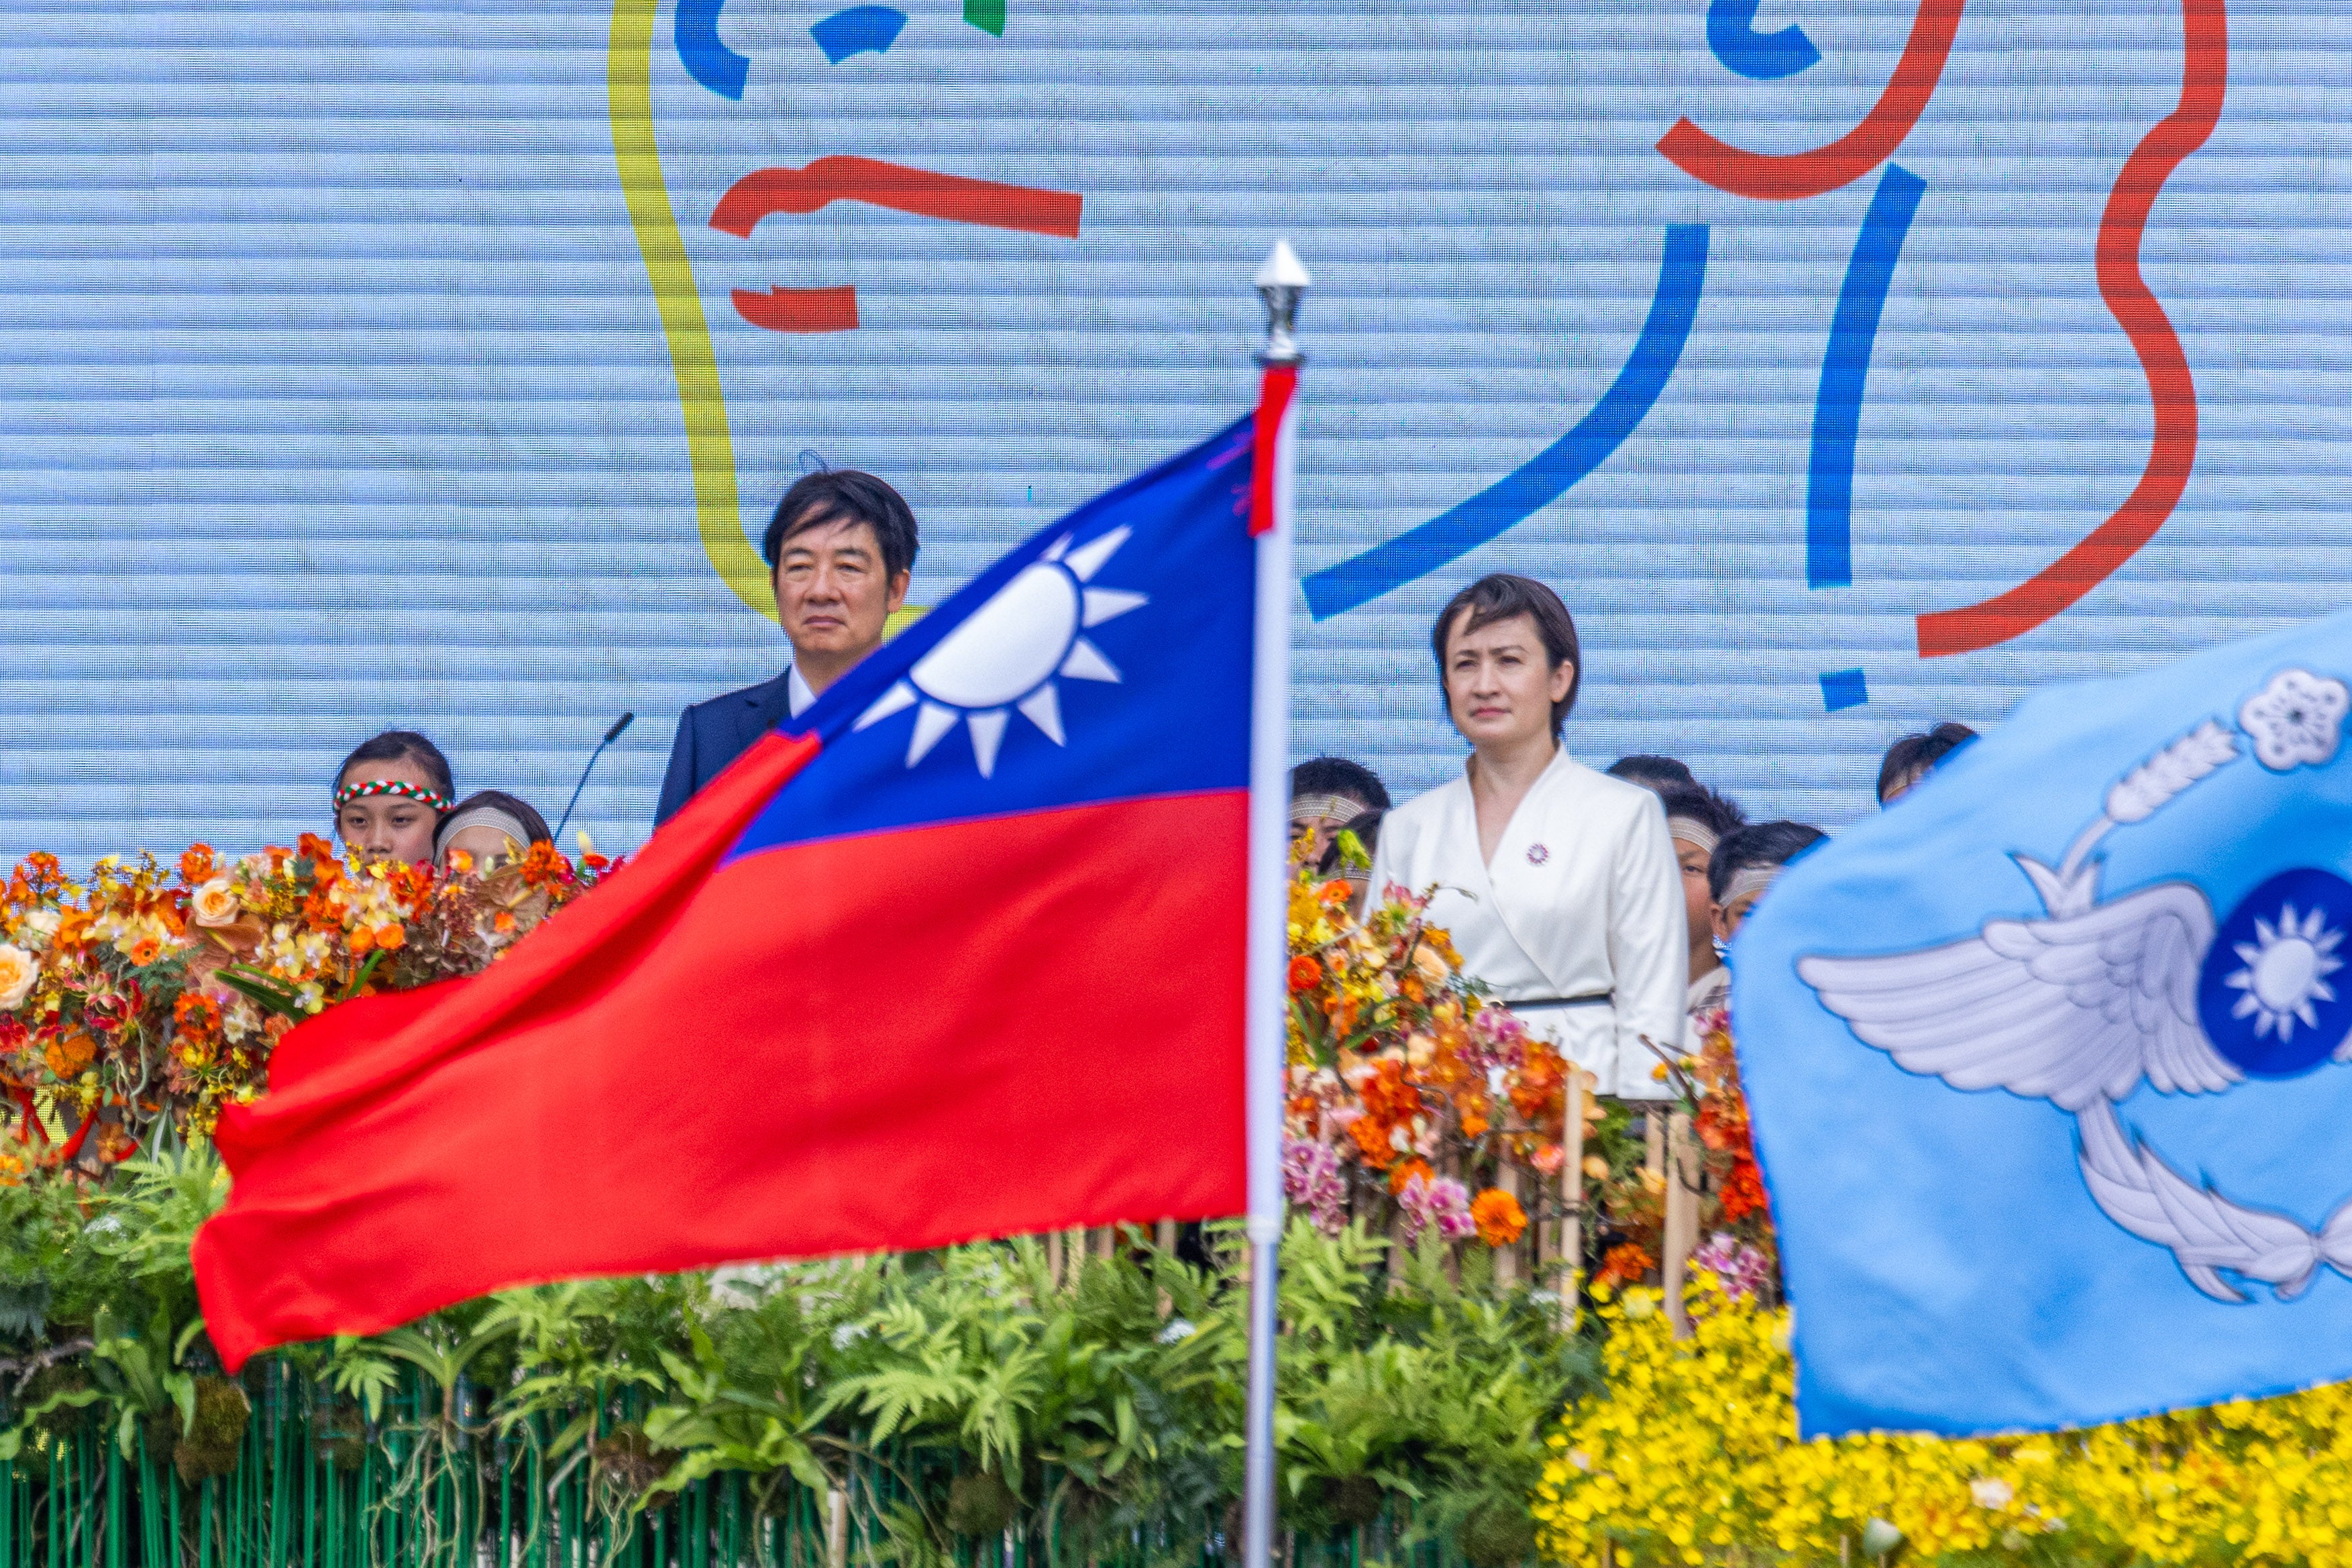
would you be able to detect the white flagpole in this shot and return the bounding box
[1243,239,1308,1568]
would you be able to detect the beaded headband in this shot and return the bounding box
[334,778,453,814]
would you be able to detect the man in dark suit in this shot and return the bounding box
[656,469,917,825]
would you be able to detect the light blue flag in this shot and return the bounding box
[1736,609,2352,1438]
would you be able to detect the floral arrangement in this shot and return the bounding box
[1536,1274,2352,1567]
[1636,1003,1779,1303]
[1279,852,1601,1260]
[0,835,614,1160]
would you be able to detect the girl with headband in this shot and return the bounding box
[436,789,551,873]
[332,730,456,868]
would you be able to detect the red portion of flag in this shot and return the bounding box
[194,754,1247,1367]
[1250,365,1296,538]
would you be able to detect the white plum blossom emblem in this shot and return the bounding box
[2224,903,2345,1040]
[853,526,1146,777]
[2238,669,2349,772]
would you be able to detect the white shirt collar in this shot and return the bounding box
[787,666,818,718]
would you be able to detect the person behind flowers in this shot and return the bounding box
[333,730,456,868]
[436,789,551,873]
[1367,573,1687,1101]
[1605,754,1697,792]
[1656,783,1746,1021]
[1876,720,1978,805]
[1708,820,1827,948]
[655,469,918,825]
[1289,754,1389,864]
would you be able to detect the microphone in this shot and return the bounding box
[553,713,635,844]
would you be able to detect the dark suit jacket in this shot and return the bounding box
[655,671,796,826]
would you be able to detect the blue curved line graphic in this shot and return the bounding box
[677,0,750,99]
[1302,225,1709,622]
[812,5,907,62]
[1707,0,1822,79]
[1807,163,1924,589]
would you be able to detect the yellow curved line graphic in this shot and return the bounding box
[608,0,776,621]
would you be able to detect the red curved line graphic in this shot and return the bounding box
[1916,0,2225,659]
[733,285,860,333]
[711,156,1082,239]
[1657,0,1966,201]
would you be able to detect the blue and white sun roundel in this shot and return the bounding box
[1799,667,2352,1306]
[850,528,1148,778]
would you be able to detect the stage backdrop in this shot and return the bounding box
[1,0,2346,864]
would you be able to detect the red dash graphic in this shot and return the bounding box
[733,285,859,333]
[1658,0,1965,201]
[711,156,1082,239]
[1915,0,2225,658]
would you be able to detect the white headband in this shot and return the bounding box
[437,805,533,858]
[1668,818,1720,856]
[1291,793,1365,827]
[1722,864,1781,907]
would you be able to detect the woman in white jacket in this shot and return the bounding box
[1367,575,1687,1100]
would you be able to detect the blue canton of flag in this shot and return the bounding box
[1736,608,2352,1437]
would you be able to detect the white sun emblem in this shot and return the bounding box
[2225,903,2346,1040]
[852,526,1147,776]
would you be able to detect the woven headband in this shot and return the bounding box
[1721,864,1781,907]
[1667,817,1720,856]
[437,805,533,856]
[334,778,453,814]
[1291,793,1365,827]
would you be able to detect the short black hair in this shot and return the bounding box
[1709,820,1826,904]
[1876,722,1979,803]
[439,789,551,849]
[334,730,453,807]
[761,469,919,582]
[1289,757,1391,812]
[1430,573,1583,738]
[1656,782,1746,843]
[1608,754,1697,791]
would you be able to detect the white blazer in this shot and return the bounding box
[1368,746,1687,1100]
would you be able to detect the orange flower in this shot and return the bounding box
[1471,1187,1526,1247]
[297,832,338,863]
[125,936,161,968]
[52,909,93,951]
[1387,1156,1434,1195]
[43,1030,95,1078]
[1287,954,1323,993]
[491,909,516,935]
[1595,1241,1654,1291]
[347,924,376,956]
[173,993,221,1038]
[373,923,405,952]
[1347,1113,1396,1170]
[178,844,217,885]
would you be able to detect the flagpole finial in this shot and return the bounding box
[1254,240,1310,367]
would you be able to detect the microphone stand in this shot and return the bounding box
[554,713,635,844]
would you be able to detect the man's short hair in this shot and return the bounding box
[1656,782,1746,844]
[1429,573,1583,738]
[1708,821,1827,905]
[1289,756,1391,812]
[762,469,920,581]
[1876,722,1979,803]
[1608,754,1698,791]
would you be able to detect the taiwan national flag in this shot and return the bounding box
[195,404,1279,1368]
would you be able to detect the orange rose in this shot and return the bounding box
[1470,1187,1527,1247]
[374,923,405,952]
[347,924,375,956]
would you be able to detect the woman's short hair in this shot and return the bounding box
[334,730,453,805]
[761,469,920,581]
[1876,722,1979,803]
[437,789,552,855]
[1429,573,1583,738]
[1708,821,1827,904]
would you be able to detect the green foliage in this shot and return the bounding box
[0,1167,1581,1562]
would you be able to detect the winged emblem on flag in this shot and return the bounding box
[1799,669,2352,1304]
